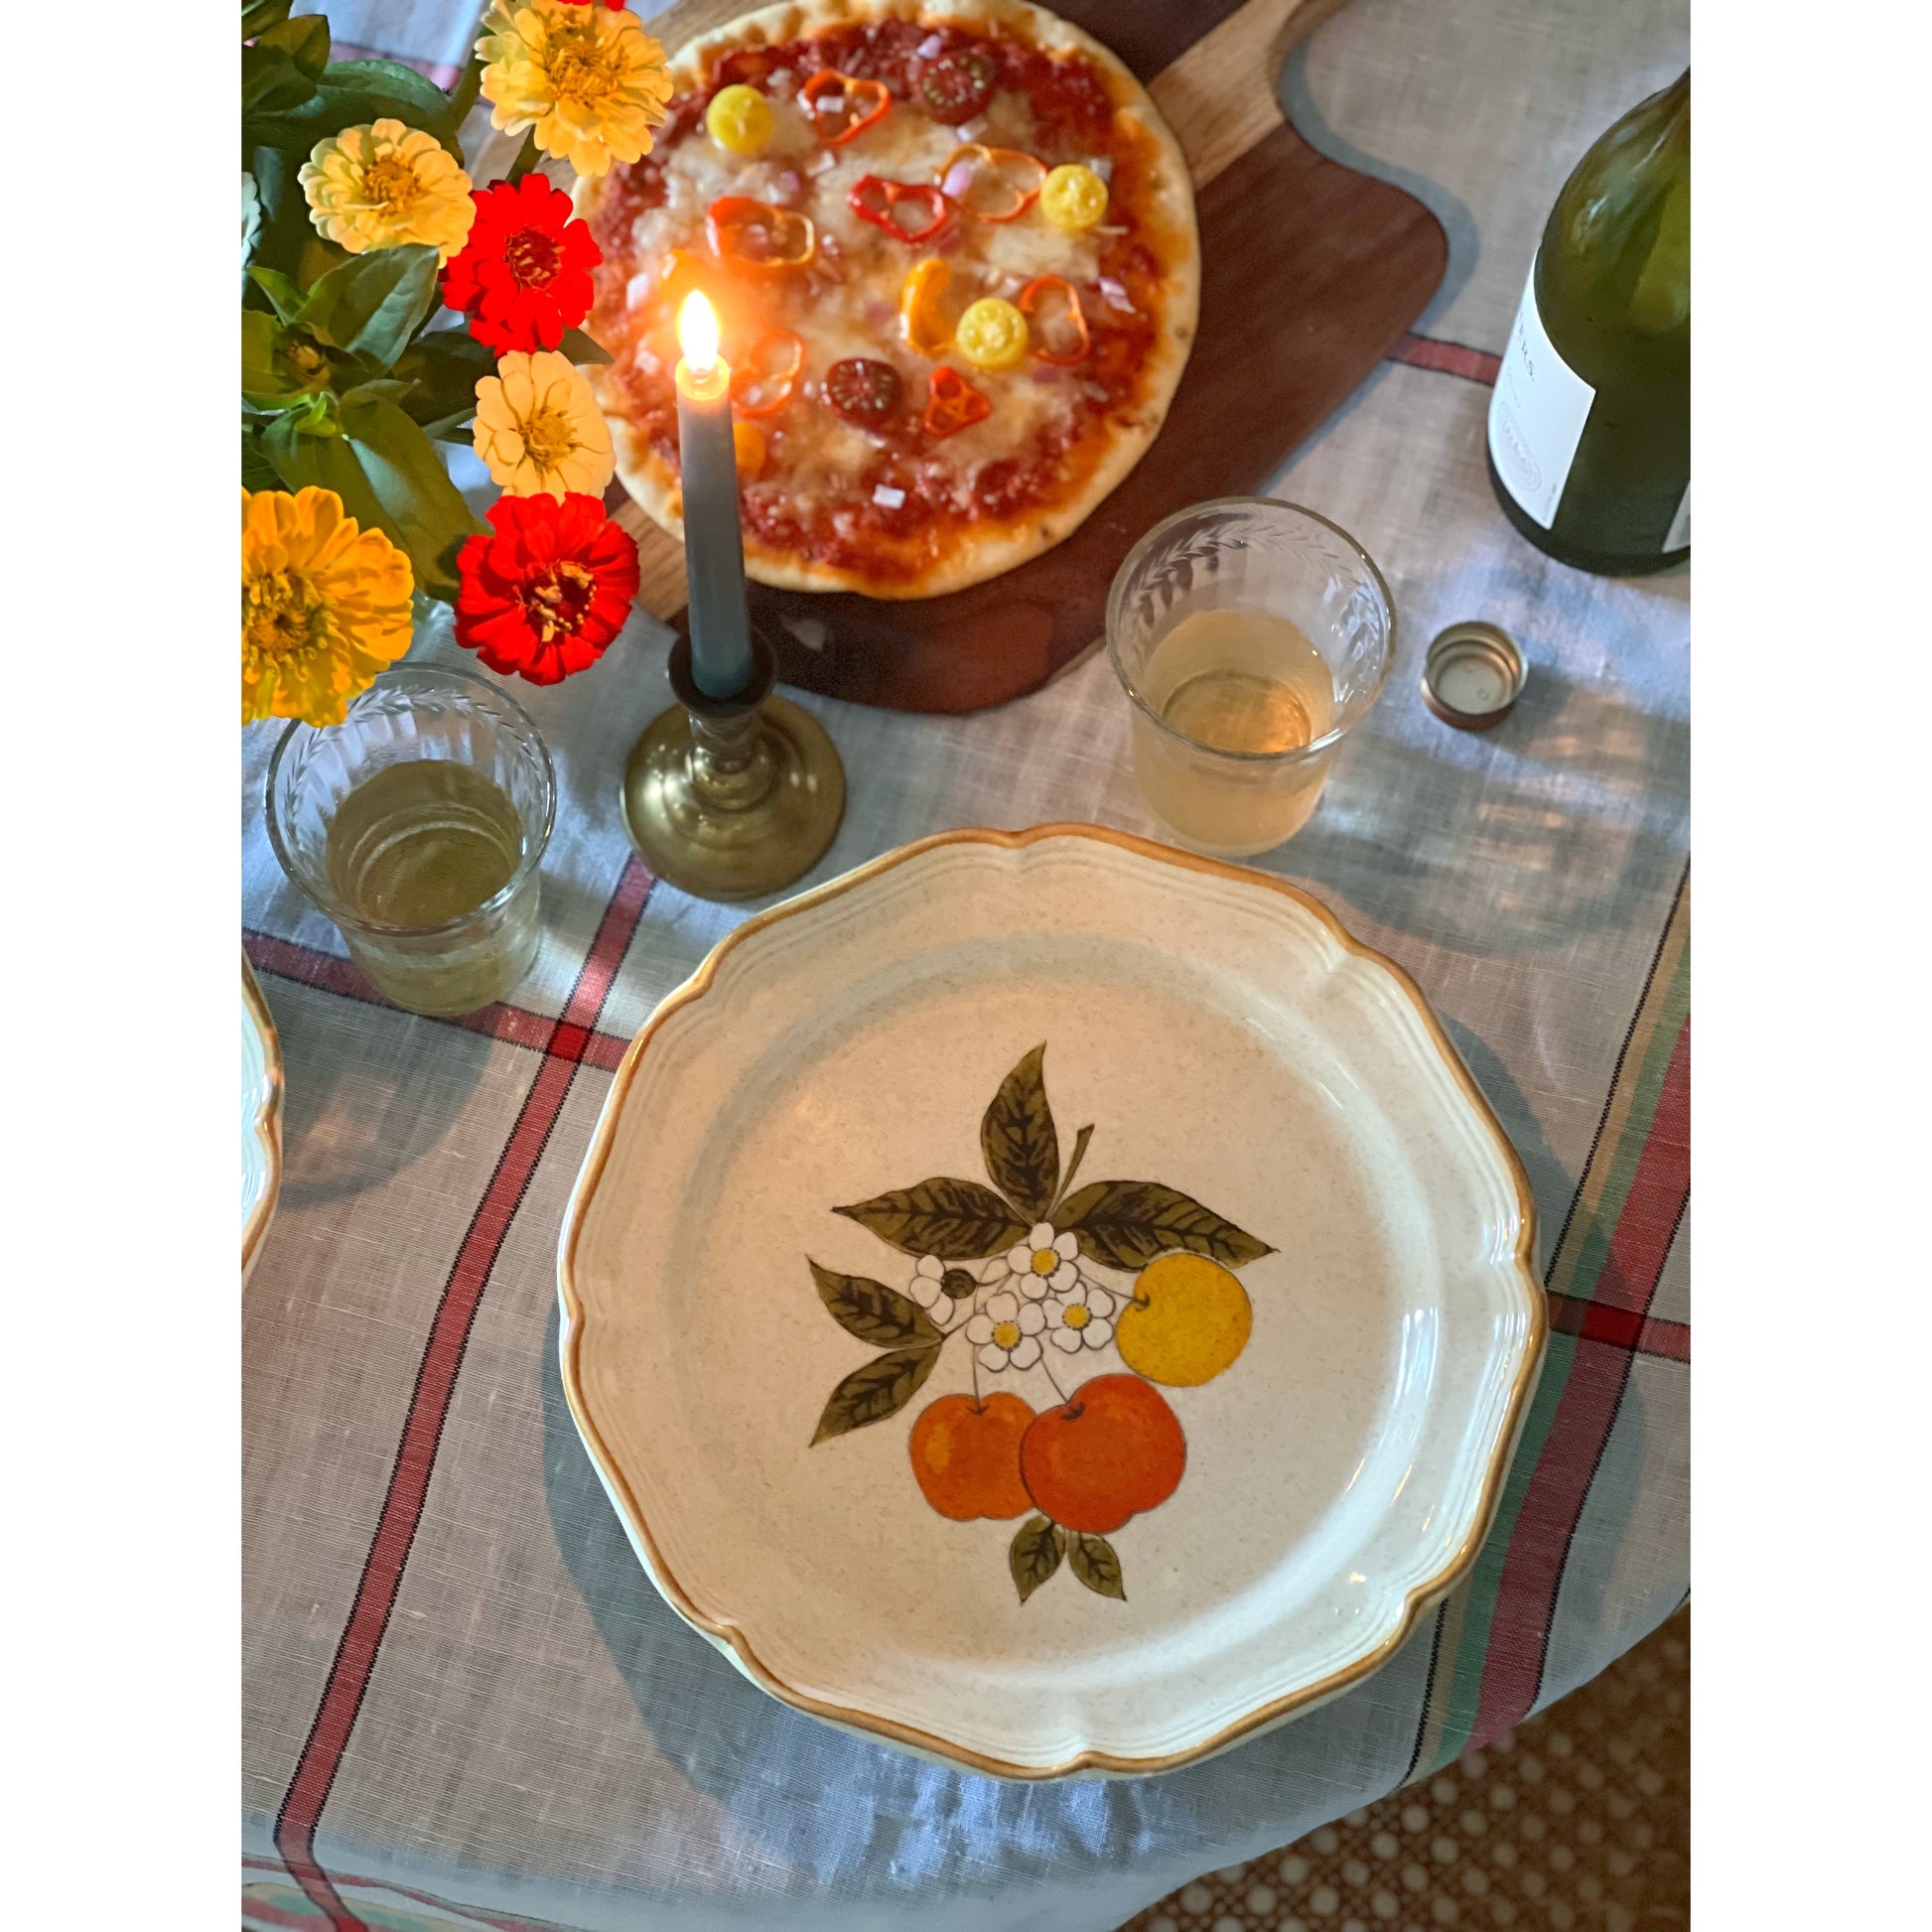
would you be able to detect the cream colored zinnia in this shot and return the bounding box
[477,0,673,179]
[299,118,476,260]
[473,350,615,498]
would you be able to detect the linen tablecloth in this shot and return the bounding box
[243,2,1690,1926]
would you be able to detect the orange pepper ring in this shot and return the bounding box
[939,144,1047,222]
[800,69,892,145]
[899,258,954,355]
[923,364,992,437]
[730,327,806,417]
[705,196,816,275]
[1017,274,1091,366]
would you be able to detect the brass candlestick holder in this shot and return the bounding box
[621,626,846,901]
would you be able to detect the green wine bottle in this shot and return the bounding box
[1488,70,1690,576]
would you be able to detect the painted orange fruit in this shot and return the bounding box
[1019,1374,1185,1534]
[908,1393,1035,1521]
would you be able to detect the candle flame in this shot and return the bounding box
[678,291,720,373]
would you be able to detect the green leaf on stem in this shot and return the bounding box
[557,326,613,366]
[1067,1532,1125,1599]
[339,393,484,598]
[296,246,441,368]
[390,327,492,431]
[505,128,544,183]
[1010,1516,1065,1603]
[809,1262,944,1348]
[809,1345,942,1445]
[834,1177,1029,1261]
[1056,1179,1273,1272]
[242,0,295,38]
[247,264,308,325]
[246,68,462,162]
[255,13,329,78]
[981,1043,1057,1223]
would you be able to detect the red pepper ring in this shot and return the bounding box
[1017,275,1091,366]
[729,327,806,417]
[848,175,952,244]
[705,196,816,275]
[938,143,1047,222]
[923,364,991,438]
[800,68,892,145]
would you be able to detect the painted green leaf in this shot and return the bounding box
[981,1043,1057,1222]
[1057,1179,1274,1271]
[1067,1532,1126,1600]
[810,1345,942,1445]
[834,1177,1028,1260]
[1010,1515,1065,1603]
[809,1262,943,1348]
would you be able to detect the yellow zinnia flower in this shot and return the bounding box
[243,488,414,727]
[478,0,673,179]
[299,118,476,260]
[473,349,615,498]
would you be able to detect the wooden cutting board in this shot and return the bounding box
[481,0,1447,713]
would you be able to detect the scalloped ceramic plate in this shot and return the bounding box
[560,826,1545,1778]
[243,956,284,1283]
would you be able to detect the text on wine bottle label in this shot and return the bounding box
[1487,256,1594,529]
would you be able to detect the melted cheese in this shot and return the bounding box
[610,77,1112,518]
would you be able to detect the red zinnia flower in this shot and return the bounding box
[441,174,603,354]
[454,492,640,685]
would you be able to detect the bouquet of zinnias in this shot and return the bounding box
[241,0,673,725]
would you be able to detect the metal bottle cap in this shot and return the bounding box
[1422,622,1527,731]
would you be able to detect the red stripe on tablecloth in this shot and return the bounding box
[1388,334,1502,386]
[274,859,652,1932]
[1546,1293,1691,1363]
[1467,1017,1691,1746]
[243,930,629,1073]
[329,42,464,90]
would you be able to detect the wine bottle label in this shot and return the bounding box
[1488,256,1594,529]
[1664,482,1690,552]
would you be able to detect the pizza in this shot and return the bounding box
[576,0,1198,599]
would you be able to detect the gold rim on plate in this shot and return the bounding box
[557,823,1547,1779]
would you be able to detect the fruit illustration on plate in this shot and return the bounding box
[1116,1253,1253,1387]
[909,1392,1035,1520]
[805,1044,1273,1602]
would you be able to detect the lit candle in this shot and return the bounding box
[674,292,756,700]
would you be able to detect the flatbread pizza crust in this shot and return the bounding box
[578,0,1199,600]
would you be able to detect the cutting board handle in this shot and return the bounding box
[1150,0,1347,189]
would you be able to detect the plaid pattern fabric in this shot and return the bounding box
[244,3,1689,1928]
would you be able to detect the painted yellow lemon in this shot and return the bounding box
[1115,1253,1252,1387]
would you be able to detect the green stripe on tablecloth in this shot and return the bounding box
[1408,885,1690,1776]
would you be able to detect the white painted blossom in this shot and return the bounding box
[966,1289,1045,1372]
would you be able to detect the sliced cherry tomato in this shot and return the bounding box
[705,197,816,275]
[729,327,805,417]
[800,69,892,145]
[916,47,997,125]
[1017,275,1091,366]
[922,364,991,438]
[825,356,903,426]
[848,175,951,244]
[899,257,955,355]
[938,144,1046,223]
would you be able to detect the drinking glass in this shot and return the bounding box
[265,665,556,1017]
[1106,498,1396,858]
